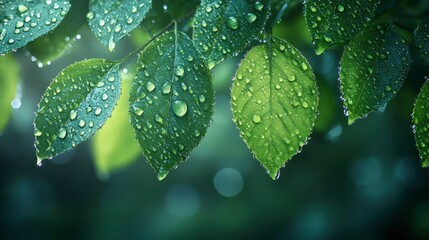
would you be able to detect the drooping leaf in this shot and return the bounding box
[0,0,71,54]
[26,0,88,65]
[193,0,271,68]
[304,0,380,55]
[87,0,152,51]
[92,73,140,179]
[129,30,214,180]
[413,79,429,168]
[415,16,429,64]
[0,54,19,133]
[231,37,319,180]
[340,24,410,124]
[34,59,121,163]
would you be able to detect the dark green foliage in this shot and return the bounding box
[0,0,71,54]
[413,79,429,167]
[340,24,410,124]
[129,31,214,180]
[415,16,429,64]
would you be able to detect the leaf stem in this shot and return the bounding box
[268,2,289,33]
[117,21,175,63]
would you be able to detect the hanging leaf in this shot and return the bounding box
[304,0,380,55]
[87,0,152,52]
[129,30,214,180]
[26,0,88,65]
[415,16,429,64]
[92,74,140,179]
[340,24,410,124]
[413,79,429,168]
[193,0,271,68]
[34,59,121,163]
[0,0,71,54]
[231,37,319,180]
[0,54,19,133]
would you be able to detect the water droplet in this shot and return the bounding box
[108,37,116,52]
[227,17,238,30]
[34,130,42,137]
[194,130,201,137]
[79,120,86,128]
[199,95,206,103]
[162,83,171,94]
[58,128,67,139]
[301,63,308,71]
[102,93,108,100]
[146,82,156,92]
[252,114,261,123]
[337,4,345,12]
[16,21,24,28]
[17,4,28,13]
[206,6,213,13]
[288,75,296,82]
[254,1,264,11]
[385,85,392,92]
[155,114,163,124]
[246,13,257,23]
[95,107,102,116]
[175,66,185,77]
[172,100,187,117]
[99,19,105,27]
[86,12,94,20]
[69,110,77,120]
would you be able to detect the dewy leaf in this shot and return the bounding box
[34,59,121,163]
[231,37,319,180]
[193,0,271,68]
[26,0,88,65]
[304,0,380,55]
[413,79,429,168]
[0,54,19,133]
[0,0,71,55]
[92,73,140,179]
[340,24,410,124]
[87,0,152,52]
[129,30,214,180]
[415,16,429,64]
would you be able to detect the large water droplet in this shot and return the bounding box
[175,66,185,77]
[246,13,257,23]
[146,82,156,92]
[227,17,239,30]
[172,100,188,117]
[252,114,261,123]
[58,128,67,139]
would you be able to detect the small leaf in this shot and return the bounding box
[0,54,19,133]
[0,0,71,54]
[129,30,214,180]
[413,79,429,168]
[34,59,121,163]
[340,24,410,124]
[193,0,271,67]
[231,37,319,179]
[304,0,380,55]
[415,16,429,64]
[92,74,140,179]
[87,0,152,51]
[26,0,88,65]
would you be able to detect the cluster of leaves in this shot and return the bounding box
[1,0,429,180]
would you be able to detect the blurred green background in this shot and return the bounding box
[2,1,429,239]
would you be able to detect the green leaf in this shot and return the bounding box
[0,0,71,54]
[34,59,121,163]
[231,37,319,180]
[87,0,152,52]
[415,16,429,64]
[304,0,380,55]
[193,0,271,68]
[340,24,410,124]
[413,79,429,168]
[129,30,214,180]
[92,73,140,179]
[26,0,88,65]
[0,54,19,133]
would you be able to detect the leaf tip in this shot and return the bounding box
[108,37,116,52]
[157,171,169,181]
[36,157,43,167]
[314,45,326,55]
[347,117,356,125]
[267,168,281,180]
